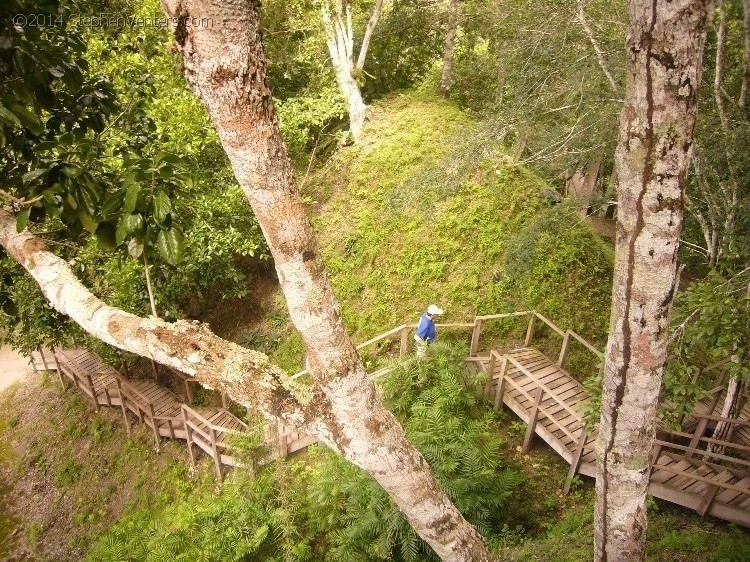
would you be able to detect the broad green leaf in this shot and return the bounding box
[0,103,22,127]
[157,227,184,265]
[124,213,145,235]
[127,237,144,259]
[101,192,124,217]
[9,104,45,135]
[124,184,140,214]
[75,185,97,216]
[22,169,47,183]
[78,209,99,234]
[153,191,172,224]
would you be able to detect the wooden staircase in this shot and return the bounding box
[469,311,750,528]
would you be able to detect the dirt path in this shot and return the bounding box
[0,347,33,395]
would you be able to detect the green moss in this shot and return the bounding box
[307,93,613,347]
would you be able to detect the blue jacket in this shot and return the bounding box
[416,312,436,343]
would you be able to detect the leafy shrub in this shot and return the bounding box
[299,344,524,561]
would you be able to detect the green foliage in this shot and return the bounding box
[284,345,523,561]
[87,346,526,562]
[499,203,613,344]
[661,268,750,424]
[0,0,119,227]
[446,0,626,181]
[308,94,612,350]
[86,474,278,562]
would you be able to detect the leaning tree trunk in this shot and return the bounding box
[0,209,320,431]
[440,0,459,97]
[594,1,713,562]
[159,1,491,561]
[709,374,747,453]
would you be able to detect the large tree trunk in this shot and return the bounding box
[336,67,367,141]
[440,0,459,97]
[594,1,713,561]
[159,1,491,560]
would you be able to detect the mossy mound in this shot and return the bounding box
[306,93,613,346]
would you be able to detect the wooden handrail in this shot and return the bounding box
[688,413,750,426]
[566,329,605,360]
[506,355,584,424]
[655,440,750,469]
[475,311,533,321]
[533,312,566,337]
[290,310,603,379]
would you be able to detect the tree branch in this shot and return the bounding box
[575,1,617,91]
[354,0,385,73]
[0,208,327,435]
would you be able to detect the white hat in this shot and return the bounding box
[427,304,443,315]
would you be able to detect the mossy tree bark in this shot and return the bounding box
[594,1,713,561]
[152,1,492,560]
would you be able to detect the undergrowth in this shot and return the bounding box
[273,92,614,371]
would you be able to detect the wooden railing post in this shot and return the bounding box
[524,313,537,347]
[85,372,100,410]
[564,427,588,494]
[483,352,496,398]
[469,319,483,356]
[399,326,409,358]
[558,331,571,367]
[210,426,224,480]
[115,378,132,436]
[221,392,229,409]
[148,404,160,446]
[52,348,66,390]
[493,356,508,412]
[522,386,544,453]
[182,407,196,467]
[38,347,49,371]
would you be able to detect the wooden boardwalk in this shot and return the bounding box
[51,348,248,479]
[30,311,750,526]
[469,312,750,528]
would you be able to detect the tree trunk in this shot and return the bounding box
[740,0,750,107]
[320,0,384,142]
[594,1,713,562]
[338,68,367,141]
[440,0,460,97]
[709,375,747,453]
[159,1,491,560]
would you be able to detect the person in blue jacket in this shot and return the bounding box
[414,304,443,358]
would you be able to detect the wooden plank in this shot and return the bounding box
[698,470,735,515]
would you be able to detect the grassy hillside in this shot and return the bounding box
[272,93,614,370]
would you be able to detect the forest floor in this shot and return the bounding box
[0,369,219,561]
[0,347,31,394]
